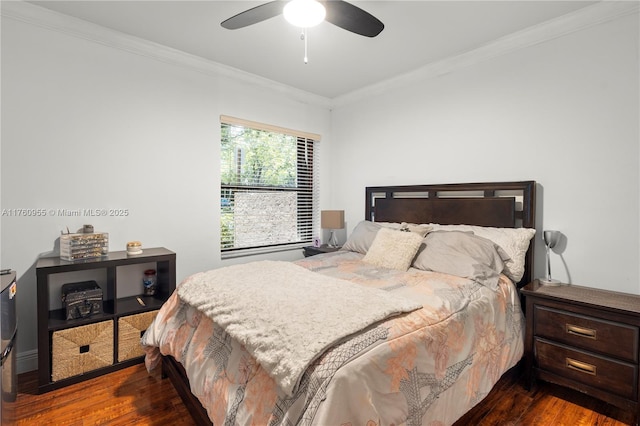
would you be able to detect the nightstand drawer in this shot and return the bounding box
[536,338,637,400]
[534,305,639,363]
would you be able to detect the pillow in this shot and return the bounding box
[412,231,509,290]
[362,227,424,271]
[343,221,431,254]
[427,223,536,282]
[379,222,432,237]
[398,222,431,237]
[342,221,383,254]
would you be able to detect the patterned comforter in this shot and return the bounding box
[142,250,525,425]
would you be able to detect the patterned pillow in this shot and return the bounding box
[396,222,431,237]
[362,227,424,271]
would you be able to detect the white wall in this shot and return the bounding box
[2,3,638,373]
[0,11,332,370]
[330,12,639,294]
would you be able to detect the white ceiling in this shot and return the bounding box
[28,1,597,99]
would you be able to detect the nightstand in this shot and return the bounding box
[521,280,640,424]
[302,245,341,257]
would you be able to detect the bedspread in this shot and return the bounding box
[176,260,422,396]
[142,251,525,425]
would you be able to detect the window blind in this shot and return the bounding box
[220,117,319,256]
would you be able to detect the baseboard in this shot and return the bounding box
[17,349,38,374]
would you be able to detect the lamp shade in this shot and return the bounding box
[321,210,344,229]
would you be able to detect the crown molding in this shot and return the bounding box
[1,1,333,109]
[332,1,640,108]
[2,1,637,110]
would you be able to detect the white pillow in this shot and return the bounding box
[427,223,536,282]
[379,222,432,237]
[362,228,424,271]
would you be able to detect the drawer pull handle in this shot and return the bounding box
[566,324,597,340]
[566,358,597,376]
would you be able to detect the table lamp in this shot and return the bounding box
[540,230,561,286]
[321,210,344,248]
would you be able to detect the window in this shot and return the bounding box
[220,116,319,257]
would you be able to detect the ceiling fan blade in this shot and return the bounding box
[221,1,286,30]
[323,0,384,37]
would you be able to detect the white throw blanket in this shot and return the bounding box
[177,260,422,396]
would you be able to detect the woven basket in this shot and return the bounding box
[52,320,113,382]
[117,310,159,362]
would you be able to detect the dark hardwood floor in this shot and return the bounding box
[455,365,634,426]
[11,363,193,425]
[8,362,635,425]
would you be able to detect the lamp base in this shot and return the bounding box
[539,278,562,286]
[327,230,339,248]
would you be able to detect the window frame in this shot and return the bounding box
[220,116,320,258]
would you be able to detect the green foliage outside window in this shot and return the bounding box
[221,125,297,188]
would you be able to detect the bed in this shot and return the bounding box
[142,180,537,425]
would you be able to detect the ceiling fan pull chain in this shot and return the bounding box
[303,27,309,64]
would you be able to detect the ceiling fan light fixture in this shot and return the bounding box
[283,0,326,28]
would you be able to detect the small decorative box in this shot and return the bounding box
[126,241,142,255]
[60,232,109,261]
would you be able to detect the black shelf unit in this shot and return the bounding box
[36,247,176,393]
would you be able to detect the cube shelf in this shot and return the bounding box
[36,247,175,393]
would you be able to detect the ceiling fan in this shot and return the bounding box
[221,0,384,38]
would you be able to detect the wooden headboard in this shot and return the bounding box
[365,181,536,288]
